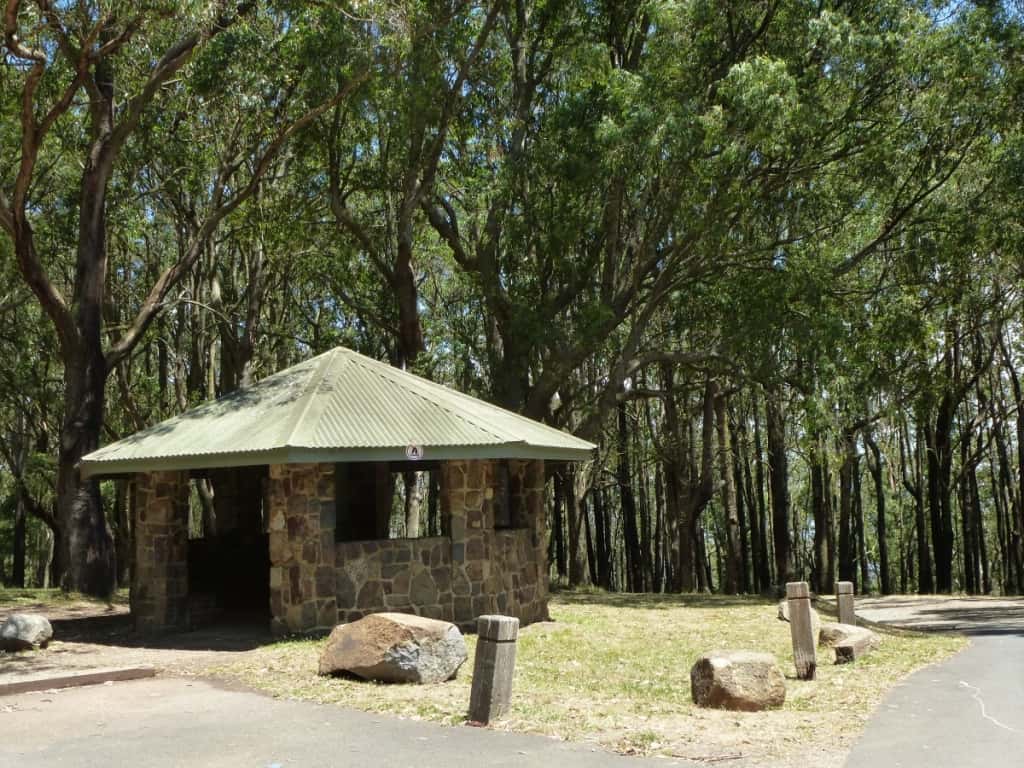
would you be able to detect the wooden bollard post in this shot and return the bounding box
[835,581,856,625]
[468,615,519,724]
[786,582,817,681]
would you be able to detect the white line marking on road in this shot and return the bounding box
[959,681,1022,734]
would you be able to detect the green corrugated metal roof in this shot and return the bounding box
[80,347,595,478]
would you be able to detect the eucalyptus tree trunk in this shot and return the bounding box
[765,384,792,588]
[924,396,956,593]
[681,381,716,591]
[865,431,891,594]
[752,399,773,588]
[854,458,869,592]
[738,411,763,592]
[660,363,684,590]
[617,403,644,592]
[714,387,741,594]
[838,427,857,584]
[809,434,829,594]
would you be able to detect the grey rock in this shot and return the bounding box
[318,612,467,684]
[819,622,880,663]
[691,650,786,711]
[0,613,53,651]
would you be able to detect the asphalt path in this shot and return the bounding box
[0,676,697,768]
[845,596,1024,768]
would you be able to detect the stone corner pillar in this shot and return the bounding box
[268,463,337,635]
[132,470,190,634]
[442,459,494,626]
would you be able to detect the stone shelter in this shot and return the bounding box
[80,347,595,636]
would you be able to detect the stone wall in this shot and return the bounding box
[268,463,337,635]
[133,458,550,637]
[332,459,550,632]
[132,470,190,634]
[334,537,454,623]
[444,458,549,630]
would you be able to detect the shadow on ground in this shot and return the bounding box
[856,596,1024,638]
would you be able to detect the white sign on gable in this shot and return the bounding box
[405,445,424,461]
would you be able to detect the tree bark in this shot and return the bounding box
[865,431,891,594]
[809,433,828,594]
[838,427,857,584]
[765,383,791,588]
[714,386,741,594]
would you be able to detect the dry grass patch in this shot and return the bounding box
[211,591,965,768]
[0,587,128,621]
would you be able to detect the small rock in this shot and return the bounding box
[777,599,821,643]
[318,612,467,684]
[690,650,786,712]
[0,614,53,652]
[819,622,880,663]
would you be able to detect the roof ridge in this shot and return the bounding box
[342,348,589,445]
[283,348,341,447]
[343,350,512,444]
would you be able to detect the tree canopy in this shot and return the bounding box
[2,0,1023,598]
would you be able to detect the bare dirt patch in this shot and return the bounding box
[0,588,270,684]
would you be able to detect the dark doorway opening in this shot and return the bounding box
[186,466,270,627]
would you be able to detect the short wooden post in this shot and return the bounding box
[835,581,855,625]
[786,582,816,681]
[468,615,519,724]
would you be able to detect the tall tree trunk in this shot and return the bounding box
[428,469,440,537]
[12,492,27,587]
[565,467,587,586]
[660,363,684,590]
[970,438,991,594]
[854,455,869,592]
[904,419,934,593]
[824,456,836,589]
[714,386,741,594]
[838,427,857,583]
[57,345,116,596]
[591,482,606,587]
[403,471,422,538]
[617,403,643,592]
[552,474,567,580]
[682,380,716,591]
[810,433,828,593]
[653,461,665,592]
[732,419,751,593]
[924,394,956,593]
[753,395,773,587]
[765,383,791,589]
[113,479,132,588]
[583,493,599,586]
[865,431,891,594]
[739,414,762,592]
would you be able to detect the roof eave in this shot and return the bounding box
[79,443,596,479]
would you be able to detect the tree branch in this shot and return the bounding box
[106,69,371,368]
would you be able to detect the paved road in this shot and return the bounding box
[0,676,696,768]
[845,596,1024,768]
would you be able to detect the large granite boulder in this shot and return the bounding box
[0,614,53,651]
[819,622,880,664]
[777,599,821,644]
[690,650,786,711]
[318,612,467,683]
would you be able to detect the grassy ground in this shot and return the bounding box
[0,587,128,608]
[210,590,966,767]
[0,588,129,625]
